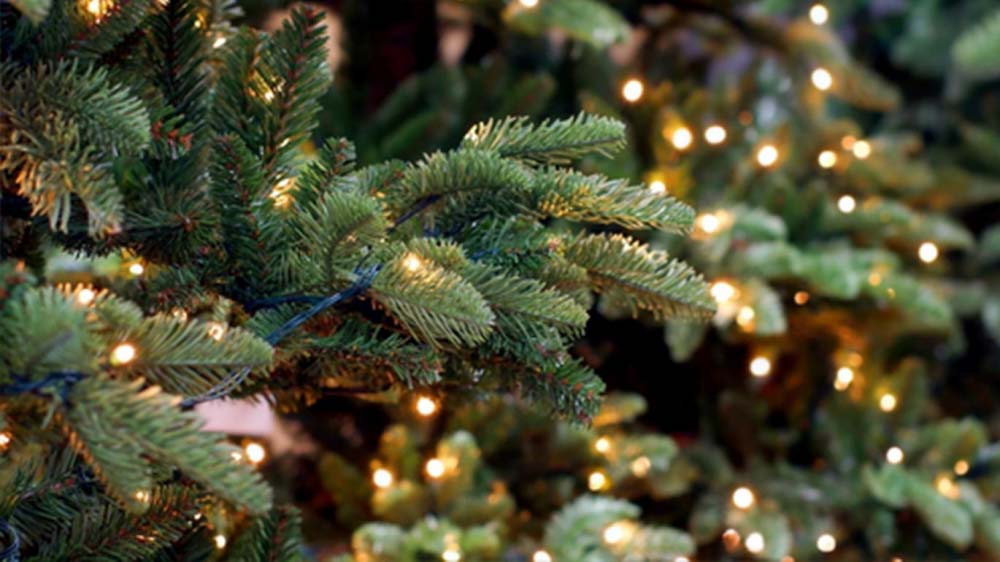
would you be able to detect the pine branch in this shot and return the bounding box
[461,112,626,166]
[953,8,1000,79]
[224,505,304,562]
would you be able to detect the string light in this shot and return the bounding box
[954,459,970,475]
[722,529,742,550]
[648,180,667,195]
[231,451,243,462]
[532,551,552,562]
[756,144,779,167]
[588,470,608,491]
[213,36,227,49]
[594,436,611,453]
[809,3,829,25]
[76,287,97,306]
[935,474,960,499]
[811,68,833,91]
[602,521,633,545]
[403,253,423,272]
[372,468,394,488]
[670,127,694,150]
[426,458,445,479]
[134,490,150,503]
[737,306,756,329]
[675,558,690,562]
[745,532,765,554]
[834,367,854,391]
[705,125,727,145]
[879,393,898,412]
[749,356,771,377]
[852,140,871,159]
[86,0,104,17]
[415,395,438,417]
[918,242,939,263]
[868,272,882,286]
[128,262,145,276]
[841,135,857,150]
[837,195,856,213]
[519,0,539,7]
[631,456,651,477]
[0,432,10,448]
[732,486,755,509]
[710,281,737,304]
[214,534,227,549]
[111,343,137,365]
[794,291,810,305]
[886,446,904,465]
[818,150,837,168]
[207,322,226,341]
[816,533,837,553]
[696,213,722,235]
[621,79,644,103]
[245,442,266,465]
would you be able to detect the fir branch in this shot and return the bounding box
[461,112,626,166]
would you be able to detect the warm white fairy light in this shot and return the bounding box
[631,456,652,477]
[837,195,856,213]
[207,322,226,341]
[532,551,552,562]
[594,436,611,454]
[852,140,871,159]
[77,288,97,305]
[213,36,227,49]
[648,180,667,195]
[671,127,694,150]
[128,263,145,276]
[879,393,898,412]
[745,532,765,554]
[214,534,227,549]
[710,281,737,304]
[794,291,810,305]
[588,470,608,491]
[602,521,633,545]
[811,68,833,91]
[756,144,779,167]
[86,0,103,16]
[111,343,137,365]
[696,213,722,235]
[705,125,727,145]
[935,474,960,499]
[809,4,829,25]
[816,533,837,553]
[621,79,644,103]
[749,356,771,378]
[402,253,423,272]
[834,367,854,391]
[674,558,690,562]
[886,446,904,465]
[918,242,939,263]
[818,150,837,169]
[134,490,150,503]
[519,0,539,7]
[732,486,756,509]
[426,458,445,479]
[372,468,394,489]
[954,459,970,475]
[0,432,10,448]
[736,306,756,328]
[245,442,266,464]
[231,451,243,462]
[415,395,438,417]
[722,528,741,550]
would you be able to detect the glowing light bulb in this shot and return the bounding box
[954,459,970,475]
[134,490,150,503]
[213,36,227,49]
[630,456,651,477]
[816,533,836,553]
[749,356,771,377]
[809,4,829,25]
[935,474,960,499]
[588,470,608,491]
[886,446,904,465]
[737,306,756,328]
[231,451,243,462]
[697,213,722,234]
[648,180,666,195]
[756,144,779,167]
[621,79,644,103]
[602,522,632,545]
[214,534,227,549]
[818,150,837,168]
[245,442,266,464]
[372,468,393,489]
[128,263,145,276]
[0,432,10,448]
[77,288,97,305]
[594,436,611,453]
[705,125,727,145]
[811,68,833,91]
[402,254,422,272]
[111,343,137,365]
[794,291,810,305]
[86,0,102,16]
[710,281,737,304]
[207,322,226,341]
[671,127,693,150]
[834,367,854,391]
[675,558,690,562]
[532,551,552,562]
[918,242,939,263]
[732,486,755,509]
[852,140,871,159]
[426,458,445,479]
[519,0,539,7]
[879,393,897,412]
[745,532,765,554]
[837,195,856,213]
[722,528,741,550]
[415,396,438,417]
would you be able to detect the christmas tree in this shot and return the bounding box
[0,0,715,559]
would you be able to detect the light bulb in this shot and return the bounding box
[722,528,741,550]
[372,468,394,489]
[737,306,756,328]
[128,263,144,276]
[732,486,755,509]
[886,446,904,465]
[213,36,227,49]
[705,125,727,145]
[816,533,836,553]
[794,291,810,305]
[841,135,856,150]
[879,393,897,412]
[0,432,10,448]
[954,459,970,475]
[426,458,445,479]
[588,470,608,491]
[402,254,422,272]
[852,140,871,159]
[811,68,833,91]
[532,551,552,562]
[710,281,737,304]
[415,395,438,417]
[134,490,150,503]
[837,195,856,213]
[207,323,226,341]
[111,343,137,365]
[214,534,227,549]
[245,442,266,464]
[834,367,854,391]
[756,144,779,167]
[809,4,829,25]
[519,0,539,7]
[621,79,644,103]
[86,0,102,16]
[77,288,97,305]
[745,532,765,554]
[749,356,771,377]
[602,522,632,545]
[671,127,693,150]
[594,436,611,453]
[918,242,939,263]
[697,213,722,234]
[818,150,837,169]
[648,180,666,195]
[630,456,651,477]
[935,475,960,499]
